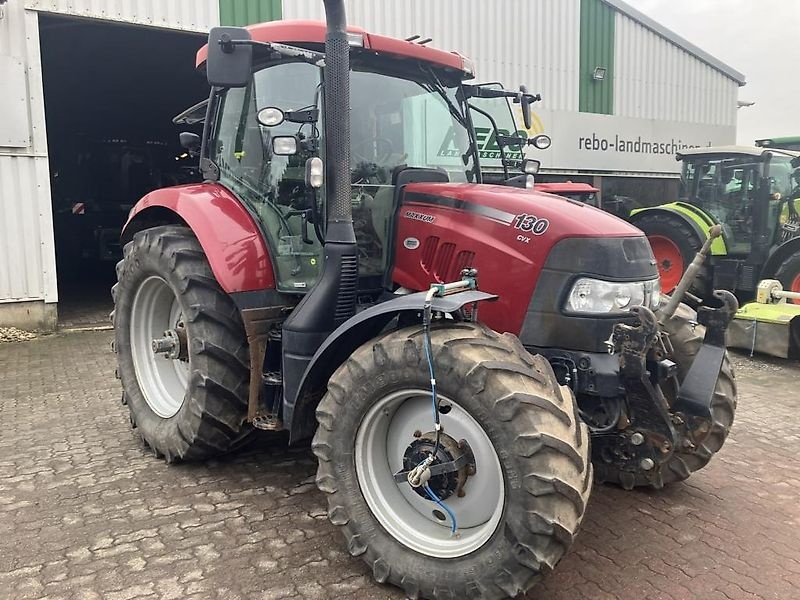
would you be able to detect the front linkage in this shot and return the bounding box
[595,226,739,486]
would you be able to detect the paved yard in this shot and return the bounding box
[1,330,799,600]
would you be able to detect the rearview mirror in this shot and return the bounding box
[519,85,532,130]
[179,132,201,154]
[206,27,252,88]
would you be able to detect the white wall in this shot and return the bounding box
[614,11,739,127]
[0,1,58,305]
[282,0,582,112]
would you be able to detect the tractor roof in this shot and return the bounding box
[677,145,800,160]
[196,20,474,79]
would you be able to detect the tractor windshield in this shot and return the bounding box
[209,58,476,292]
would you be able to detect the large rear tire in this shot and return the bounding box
[634,211,710,296]
[594,303,737,488]
[112,225,252,462]
[313,323,592,599]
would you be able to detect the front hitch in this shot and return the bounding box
[593,306,679,475]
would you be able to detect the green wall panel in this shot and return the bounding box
[219,0,282,26]
[579,0,615,115]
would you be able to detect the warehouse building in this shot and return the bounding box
[0,0,745,330]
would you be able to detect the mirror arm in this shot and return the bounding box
[217,38,326,66]
[468,102,510,181]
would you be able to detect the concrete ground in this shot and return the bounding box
[1,330,798,600]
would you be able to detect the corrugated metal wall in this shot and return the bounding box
[614,12,738,126]
[281,0,582,112]
[0,2,58,304]
[24,0,219,32]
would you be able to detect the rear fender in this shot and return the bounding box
[122,183,275,292]
[285,290,498,444]
[631,203,728,255]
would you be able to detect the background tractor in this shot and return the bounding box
[630,146,800,301]
[112,3,738,598]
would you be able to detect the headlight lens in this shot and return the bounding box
[565,277,661,315]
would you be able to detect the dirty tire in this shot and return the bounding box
[634,211,711,297]
[313,323,592,599]
[595,303,737,488]
[113,225,253,462]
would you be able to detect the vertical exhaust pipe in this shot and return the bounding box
[281,0,359,426]
[322,0,355,245]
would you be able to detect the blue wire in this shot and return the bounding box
[422,323,438,423]
[424,484,458,534]
[421,309,457,535]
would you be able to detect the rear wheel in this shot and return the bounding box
[774,251,800,305]
[634,212,710,296]
[113,225,252,462]
[313,323,592,599]
[594,303,737,488]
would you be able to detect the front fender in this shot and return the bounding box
[122,183,275,293]
[285,290,498,443]
[631,203,728,255]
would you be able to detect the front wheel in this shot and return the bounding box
[313,323,592,599]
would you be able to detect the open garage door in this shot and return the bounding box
[39,14,208,327]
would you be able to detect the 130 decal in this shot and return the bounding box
[512,213,549,235]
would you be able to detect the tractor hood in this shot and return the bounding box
[402,182,641,239]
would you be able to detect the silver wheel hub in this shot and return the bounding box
[354,390,504,559]
[129,276,189,418]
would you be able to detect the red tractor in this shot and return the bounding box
[113,3,737,598]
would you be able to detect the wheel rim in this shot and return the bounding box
[790,273,800,305]
[129,276,189,418]
[354,389,504,558]
[648,235,684,294]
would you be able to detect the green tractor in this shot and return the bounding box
[631,145,800,302]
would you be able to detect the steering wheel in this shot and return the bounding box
[352,137,394,164]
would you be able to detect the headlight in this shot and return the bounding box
[565,277,661,315]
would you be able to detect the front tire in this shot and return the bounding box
[113,225,252,462]
[313,323,592,599]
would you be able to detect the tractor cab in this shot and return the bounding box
[678,146,800,254]
[194,21,545,298]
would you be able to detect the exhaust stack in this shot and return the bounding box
[322,0,355,245]
[281,0,359,420]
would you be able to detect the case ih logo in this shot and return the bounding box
[404,210,436,224]
[438,126,527,160]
